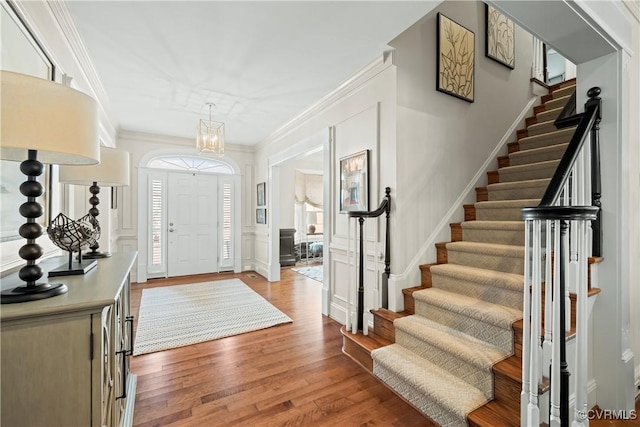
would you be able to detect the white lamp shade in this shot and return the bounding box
[59,146,130,187]
[306,212,319,224]
[0,71,100,165]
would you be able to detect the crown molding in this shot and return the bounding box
[45,0,117,138]
[254,49,395,152]
[623,0,640,23]
[118,129,254,154]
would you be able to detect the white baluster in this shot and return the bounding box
[528,220,541,426]
[572,221,589,427]
[352,218,358,333]
[522,220,532,426]
[346,217,352,333]
[543,220,553,372]
[550,220,562,427]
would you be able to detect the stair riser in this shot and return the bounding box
[494,371,522,413]
[475,207,529,221]
[518,128,574,151]
[446,249,525,275]
[461,228,525,246]
[373,314,396,342]
[395,329,494,399]
[414,303,514,352]
[498,162,559,183]
[509,144,567,166]
[550,84,576,100]
[431,274,523,311]
[544,95,572,111]
[342,336,373,371]
[373,363,461,427]
[536,107,563,123]
[527,121,559,137]
[488,185,547,201]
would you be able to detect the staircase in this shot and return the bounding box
[341,79,593,426]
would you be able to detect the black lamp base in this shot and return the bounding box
[1,282,68,304]
[83,250,112,259]
[48,259,97,277]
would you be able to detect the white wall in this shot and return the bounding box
[387,1,535,307]
[629,15,640,397]
[254,54,397,321]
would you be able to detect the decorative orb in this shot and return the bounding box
[19,222,42,239]
[19,201,43,219]
[19,244,44,260]
[20,181,43,197]
[20,159,43,176]
[18,264,42,282]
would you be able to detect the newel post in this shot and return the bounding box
[586,87,602,256]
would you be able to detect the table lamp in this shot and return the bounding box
[0,71,100,304]
[307,212,319,234]
[59,146,130,258]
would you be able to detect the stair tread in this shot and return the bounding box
[430,264,524,291]
[468,401,519,427]
[487,178,550,190]
[517,127,575,149]
[371,307,407,322]
[395,315,510,366]
[499,158,560,173]
[461,220,524,230]
[340,326,391,352]
[373,344,489,417]
[509,141,568,158]
[475,199,540,208]
[413,288,522,328]
[445,240,525,257]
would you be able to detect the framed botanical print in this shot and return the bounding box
[436,13,475,103]
[339,150,369,213]
[486,4,515,69]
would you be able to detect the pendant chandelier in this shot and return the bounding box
[197,102,225,155]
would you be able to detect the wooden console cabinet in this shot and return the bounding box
[0,252,137,427]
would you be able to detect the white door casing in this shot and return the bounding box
[167,172,218,277]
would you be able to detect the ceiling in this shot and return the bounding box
[66,1,437,146]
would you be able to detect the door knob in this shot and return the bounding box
[169,228,174,232]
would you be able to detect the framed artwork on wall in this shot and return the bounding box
[257,182,266,206]
[339,150,369,213]
[485,4,515,69]
[256,208,267,225]
[436,13,475,103]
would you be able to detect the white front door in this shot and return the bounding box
[167,172,218,277]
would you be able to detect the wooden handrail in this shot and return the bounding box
[540,87,601,207]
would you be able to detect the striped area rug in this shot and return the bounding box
[133,279,292,355]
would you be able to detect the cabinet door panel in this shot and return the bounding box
[1,316,92,427]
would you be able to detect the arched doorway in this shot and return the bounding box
[136,151,241,281]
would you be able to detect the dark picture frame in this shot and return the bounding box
[485,4,515,69]
[257,182,266,206]
[436,13,475,103]
[256,208,267,224]
[339,150,369,213]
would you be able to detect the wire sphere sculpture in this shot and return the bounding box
[47,213,98,253]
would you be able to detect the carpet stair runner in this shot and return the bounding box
[341,79,592,426]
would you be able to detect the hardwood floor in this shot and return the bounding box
[130,268,430,427]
